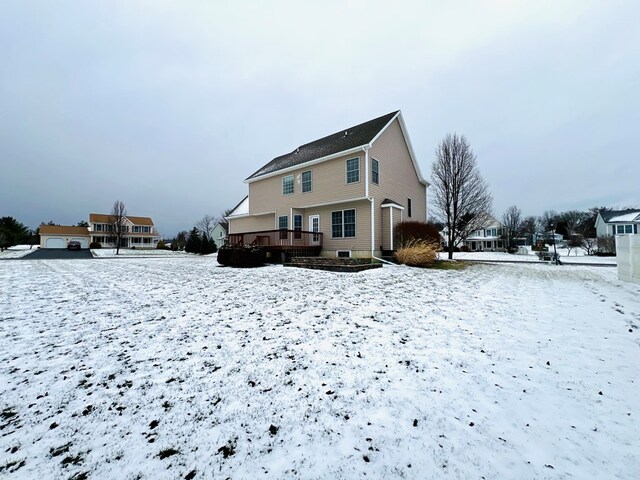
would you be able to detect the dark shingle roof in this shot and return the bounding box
[599,209,640,222]
[246,111,399,180]
[381,198,403,207]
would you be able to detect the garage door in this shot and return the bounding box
[71,237,89,249]
[46,238,66,249]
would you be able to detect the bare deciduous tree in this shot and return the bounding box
[110,200,127,255]
[561,210,589,237]
[501,205,522,251]
[196,214,216,240]
[580,236,597,255]
[520,216,537,246]
[431,133,493,259]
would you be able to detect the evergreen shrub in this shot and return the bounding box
[217,244,264,267]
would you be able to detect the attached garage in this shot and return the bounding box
[39,225,90,249]
[45,238,66,249]
[70,237,89,249]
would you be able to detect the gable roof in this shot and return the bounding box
[246,111,399,181]
[381,198,404,208]
[215,221,228,232]
[40,225,90,236]
[227,196,249,218]
[598,209,640,223]
[89,213,154,226]
[609,211,640,223]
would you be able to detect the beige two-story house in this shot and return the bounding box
[227,111,428,258]
[89,213,161,248]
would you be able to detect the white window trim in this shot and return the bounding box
[371,158,379,185]
[331,208,357,239]
[345,157,360,185]
[301,170,312,194]
[336,250,352,258]
[282,175,294,196]
[278,215,289,229]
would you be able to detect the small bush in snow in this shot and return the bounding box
[89,242,101,249]
[394,239,439,267]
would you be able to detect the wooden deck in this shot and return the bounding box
[227,229,323,259]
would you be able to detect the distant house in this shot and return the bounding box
[463,217,505,251]
[41,214,161,249]
[40,225,91,249]
[211,221,228,248]
[595,209,640,237]
[441,216,506,252]
[226,111,428,258]
[89,213,161,248]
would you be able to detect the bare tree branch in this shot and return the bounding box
[110,200,127,255]
[196,214,216,240]
[431,133,493,259]
[501,205,522,250]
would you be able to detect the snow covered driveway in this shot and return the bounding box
[1,258,638,479]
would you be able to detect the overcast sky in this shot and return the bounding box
[1,0,638,236]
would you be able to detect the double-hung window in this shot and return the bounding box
[331,209,356,238]
[294,214,303,239]
[346,158,359,184]
[278,215,288,240]
[371,158,379,185]
[282,175,294,195]
[301,171,312,193]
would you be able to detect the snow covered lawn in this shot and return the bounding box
[440,249,617,265]
[1,259,638,479]
[0,245,38,259]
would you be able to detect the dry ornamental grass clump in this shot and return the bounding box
[394,239,439,267]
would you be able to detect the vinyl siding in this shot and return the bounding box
[369,119,426,249]
[304,200,371,253]
[380,206,404,250]
[228,214,275,234]
[247,152,366,218]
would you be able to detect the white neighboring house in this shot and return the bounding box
[441,216,505,252]
[39,225,91,249]
[463,216,505,251]
[595,209,640,237]
[211,221,228,248]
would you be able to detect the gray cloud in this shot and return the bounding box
[1,1,638,235]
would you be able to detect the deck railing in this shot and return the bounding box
[227,229,323,249]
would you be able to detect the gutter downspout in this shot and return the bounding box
[363,145,395,265]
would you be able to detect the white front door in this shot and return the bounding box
[309,215,320,244]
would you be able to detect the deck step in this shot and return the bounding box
[283,257,383,272]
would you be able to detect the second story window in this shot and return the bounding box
[346,158,359,184]
[282,175,294,195]
[302,171,312,193]
[371,158,379,185]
